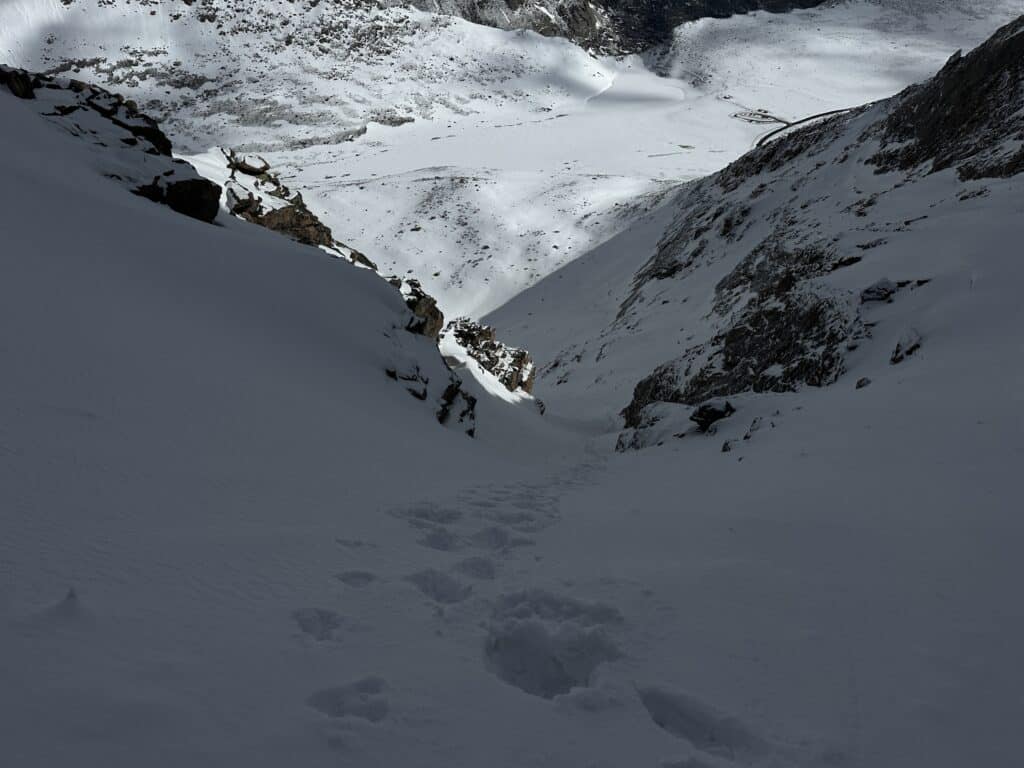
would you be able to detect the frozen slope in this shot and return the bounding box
[3,1,1021,317]
[488,12,1024,434]
[3,6,1024,768]
[3,70,1022,765]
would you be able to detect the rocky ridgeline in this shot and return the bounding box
[610,15,1024,448]
[419,0,827,53]
[217,152,497,428]
[219,152,478,433]
[222,149,377,270]
[387,281,538,397]
[1,65,221,222]
[217,154,482,434]
[445,318,536,394]
[2,65,478,436]
[867,18,1024,180]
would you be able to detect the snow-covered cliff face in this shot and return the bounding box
[489,14,1024,448]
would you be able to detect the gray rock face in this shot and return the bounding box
[689,399,735,432]
[137,176,222,224]
[415,0,827,52]
[602,0,828,51]
[445,318,536,393]
[413,0,615,50]
[2,66,220,223]
[223,150,378,268]
[393,279,445,341]
[616,15,1024,443]
[0,67,36,99]
[868,15,1024,180]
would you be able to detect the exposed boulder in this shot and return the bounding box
[445,318,536,394]
[257,203,335,248]
[860,279,898,304]
[137,176,222,223]
[389,279,444,341]
[0,66,36,99]
[690,400,736,433]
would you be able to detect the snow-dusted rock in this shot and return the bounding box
[490,14,1024,449]
[1,64,222,223]
[445,317,536,393]
[394,278,445,341]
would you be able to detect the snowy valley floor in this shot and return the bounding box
[2,2,1024,768]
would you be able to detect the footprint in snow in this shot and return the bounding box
[416,525,465,552]
[336,570,377,588]
[470,525,534,552]
[292,608,346,642]
[405,569,472,605]
[452,556,496,580]
[306,677,389,722]
[484,589,624,699]
[638,685,792,766]
[391,501,462,526]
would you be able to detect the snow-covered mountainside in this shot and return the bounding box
[3,0,1018,317]
[490,13,1024,446]
[415,0,830,52]
[3,3,1023,768]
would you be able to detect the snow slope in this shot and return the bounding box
[3,6,1024,768]
[488,12,1024,438]
[4,0,1019,317]
[4,69,1022,764]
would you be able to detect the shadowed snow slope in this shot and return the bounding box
[2,5,1023,768]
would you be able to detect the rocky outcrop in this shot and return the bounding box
[255,203,335,248]
[868,15,1024,180]
[385,359,477,435]
[445,318,536,393]
[389,279,445,341]
[603,0,827,51]
[222,149,377,269]
[136,176,222,223]
[0,66,36,99]
[612,15,1024,447]
[438,380,478,435]
[689,399,735,433]
[415,0,827,53]
[416,0,616,51]
[2,65,221,223]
